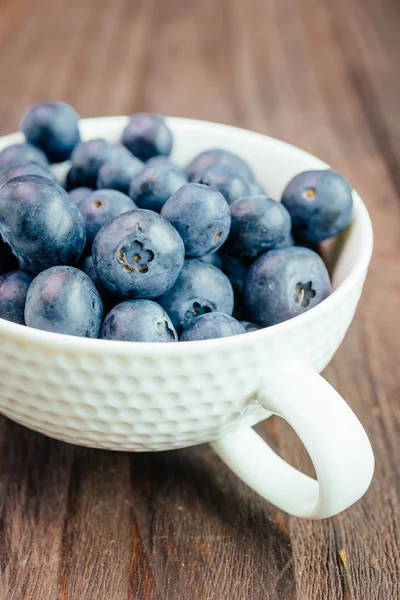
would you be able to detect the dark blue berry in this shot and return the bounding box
[221,253,251,293]
[101,299,177,342]
[92,209,184,299]
[69,187,93,207]
[245,246,331,326]
[180,312,245,341]
[0,175,86,273]
[25,266,103,337]
[281,170,353,243]
[129,163,186,213]
[239,320,261,333]
[0,270,34,324]
[0,142,49,170]
[161,183,231,257]
[70,139,129,188]
[226,195,292,259]
[185,149,254,182]
[157,259,234,333]
[199,251,222,269]
[0,238,18,274]
[146,156,185,176]
[192,164,252,204]
[97,155,144,194]
[20,101,80,163]
[122,113,173,161]
[0,161,55,187]
[78,189,136,250]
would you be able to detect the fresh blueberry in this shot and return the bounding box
[129,163,186,213]
[221,252,251,293]
[122,113,173,161]
[69,187,93,207]
[25,266,103,337]
[0,238,18,274]
[0,175,86,273]
[239,320,261,333]
[157,259,234,333]
[146,156,185,176]
[0,142,49,170]
[78,189,136,250]
[79,255,118,311]
[226,195,292,259]
[0,270,34,324]
[281,170,353,243]
[248,180,266,195]
[192,164,252,204]
[199,251,222,269]
[180,312,245,341]
[161,183,231,257]
[92,209,184,299]
[0,161,55,187]
[101,299,177,342]
[20,101,80,163]
[69,139,129,188]
[185,149,254,183]
[97,155,144,194]
[245,246,331,327]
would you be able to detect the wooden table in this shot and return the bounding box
[0,0,399,598]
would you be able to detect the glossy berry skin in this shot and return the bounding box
[122,113,173,161]
[69,139,129,188]
[129,164,186,213]
[281,170,353,243]
[185,148,254,183]
[92,209,184,299]
[20,101,80,163]
[221,253,251,293]
[161,184,231,258]
[146,156,185,176]
[157,259,234,334]
[25,266,103,337]
[239,320,261,333]
[0,142,49,170]
[78,189,136,250]
[97,155,144,194]
[199,251,222,269]
[0,270,34,324]
[0,161,55,187]
[193,164,252,204]
[181,312,245,341]
[226,195,292,259]
[245,246,331,327]
[101,299,178,342]
[68,187,93,207]
[0,175,86,273]
[0,238,18,274]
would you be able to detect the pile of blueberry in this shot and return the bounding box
[0,101,353,342]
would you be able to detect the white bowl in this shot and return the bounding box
[0,117,374,518]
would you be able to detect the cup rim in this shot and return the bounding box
[0,116,373,354]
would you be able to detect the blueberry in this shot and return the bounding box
[161,183,231,257]
[122,113,173,161]
[199,251,222,269]
[0,238,18,274]
[181,312,245,341]
[221,252,251,293]
[70,139,129,188]
[192,164,252,204]
[25,266,103,337]
[92,209,184,299]
[129,163,186,213]
[248,180,266,195]
[0,175,86,273]
[0,161,55,187]
[78,189,136,250]
[185,149,254,182]
[245,246,331,326]
[0,270,34,324]
[146,156,185,176]
[79,254,117,311]
[157,259,234,333]
[226,195,292,259]
[239,320,261,333]
[97,155,144,194]
[281,170,353,243]
[101,299,177,342]
[69,187,93,207]
[20,101,80,163]
[0,142,49,170]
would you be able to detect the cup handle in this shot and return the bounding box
[211,365,374,519]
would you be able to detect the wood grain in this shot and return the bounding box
[0,0,399,598]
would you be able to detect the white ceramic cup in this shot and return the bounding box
[0,117,374,519]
